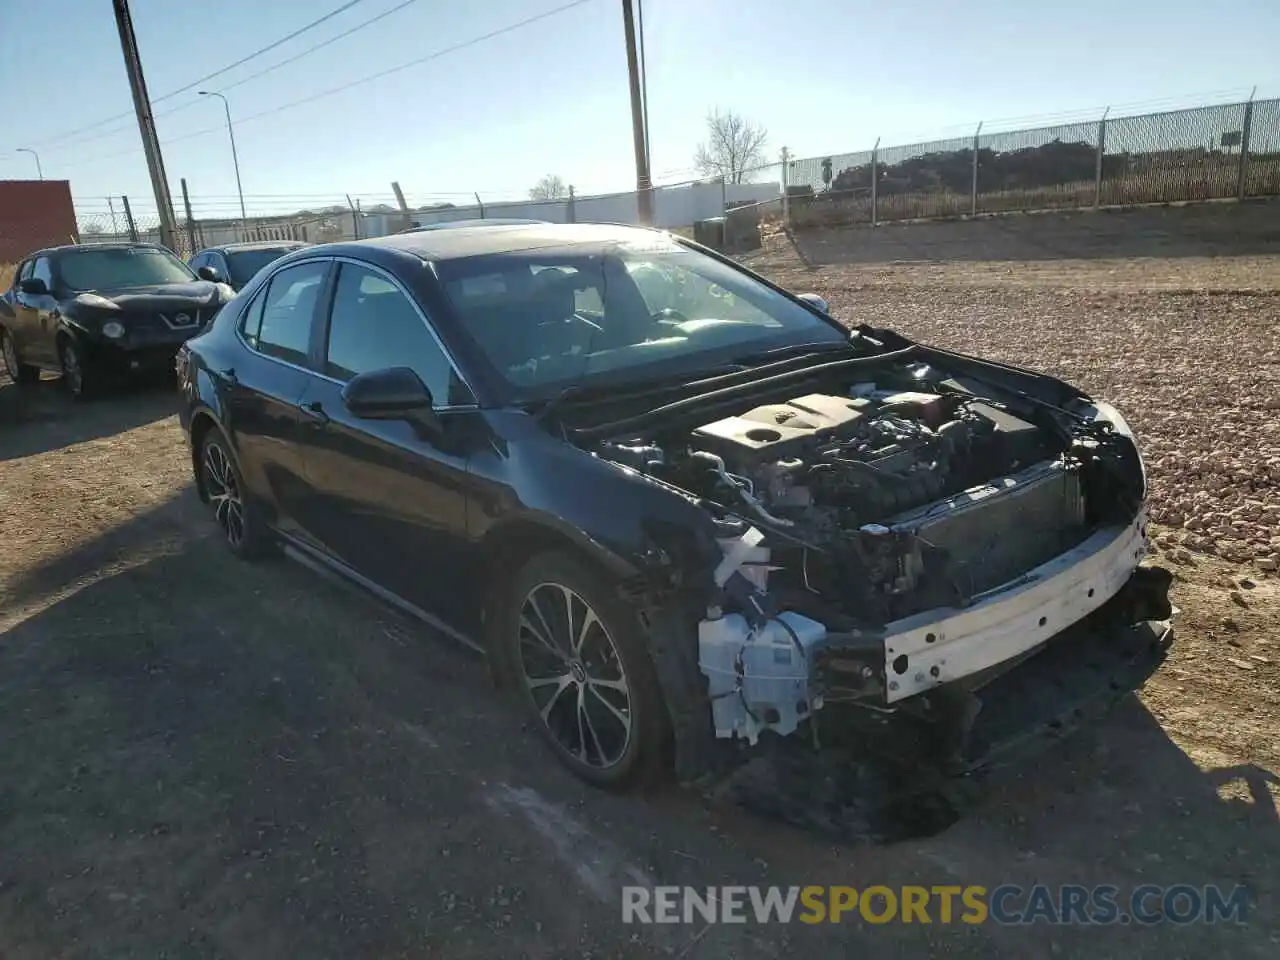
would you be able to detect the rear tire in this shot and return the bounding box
[497,550,670,790]
[1,328,39,385]
[198,427,273,559]
[58,337,99,401]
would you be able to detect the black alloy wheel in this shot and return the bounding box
[199,428,271,559]
[59,338,96,400]
[1,328,39,385]
[504,552,669,789]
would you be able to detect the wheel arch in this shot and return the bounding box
[188,406,229,503]
[477,514,639,618]
[474,516,647,683]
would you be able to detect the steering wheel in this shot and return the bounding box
[651,307,691,325]
[534,311,604,356]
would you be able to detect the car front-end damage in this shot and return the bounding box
[569,333,1174,781]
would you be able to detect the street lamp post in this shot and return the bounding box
[16,148,43,179]
[198,90,247,230]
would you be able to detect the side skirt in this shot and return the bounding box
[278,532,485,655]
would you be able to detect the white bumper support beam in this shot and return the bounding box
[881,510,1150,702]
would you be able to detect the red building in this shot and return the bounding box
[0,180,78,263]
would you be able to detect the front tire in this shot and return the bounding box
[499,551,670,790]
[199,427,272,559]
[58,337,98,401]
[1,328,40,385]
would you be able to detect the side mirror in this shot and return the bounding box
[197,265,221,282]
[797,293,829,314]
[19,277,48,296]
[341,366,437,424]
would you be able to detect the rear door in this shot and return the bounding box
[223,258,333,541]
[292,258,480,627]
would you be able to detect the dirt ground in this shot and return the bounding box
[1,226,1278,957]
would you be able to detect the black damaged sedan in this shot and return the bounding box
[176,223,1172,792]
[1,243,234,399]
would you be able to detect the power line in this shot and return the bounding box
[213,0,595,130]
[32,0,374,149]
[217,0,422,95]
[64,0,597,168]
[48,0,425,156]
[45,1,425,158]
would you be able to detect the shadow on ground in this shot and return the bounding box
[0,376,178,461]
[0,475,1275,956]
[785,201,1280,267]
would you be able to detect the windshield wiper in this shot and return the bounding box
[724,340,855,366]
[534,342,860,424]
[533,371,693,424]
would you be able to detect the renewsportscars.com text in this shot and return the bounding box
[622,884,1250,926]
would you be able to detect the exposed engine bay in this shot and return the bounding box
[589,356,1165,754]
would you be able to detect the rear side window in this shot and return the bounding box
[241,260,327,365]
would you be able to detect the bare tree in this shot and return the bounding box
[529,174,568,201]
[694,108,768,184]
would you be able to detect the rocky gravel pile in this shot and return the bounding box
[807,280,1280,570]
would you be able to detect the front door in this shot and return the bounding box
[293,259,480,628]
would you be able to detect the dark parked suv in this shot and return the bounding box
[1,243,234,398]
[189,240,309,291]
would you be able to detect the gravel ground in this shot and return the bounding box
[0,229,1278,957]
[744,237,1280,570]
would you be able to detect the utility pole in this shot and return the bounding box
[180,178,198,256]
[780,146,791,227]
[621,0,653,225]
[112,0,177,250]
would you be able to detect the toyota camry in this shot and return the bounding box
[175,222,1173,791]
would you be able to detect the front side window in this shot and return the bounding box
[435,235,842,398]
[324,263,468,406]
[55,247,195,291]
[31,258,54,290]
[242,260,326,365]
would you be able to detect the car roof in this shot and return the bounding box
[335,222,671,262]
[205,240,309,254]
[400,218,546,233]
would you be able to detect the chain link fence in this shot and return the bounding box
[776,95,1280,230]
[73,178,773,259]
[69,95,1280,256]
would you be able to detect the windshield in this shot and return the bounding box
[434,235,844,399]
[227,248,296,286]
[57,247,195,292]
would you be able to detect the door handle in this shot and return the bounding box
[301,400,330,425]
